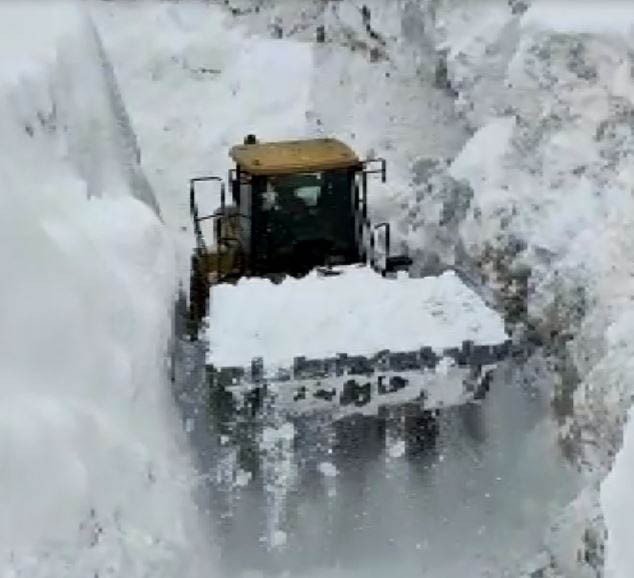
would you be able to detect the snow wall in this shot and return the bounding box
[408,1,634,576]
[0,3,213,576]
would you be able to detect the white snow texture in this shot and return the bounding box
[0,3,213,577]
[427,2,634,575]
[208,266,506,367]
[5,0,634,576]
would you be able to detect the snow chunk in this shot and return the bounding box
[440,5,512,62]
[235,469,252,488]
[270,530,287,549]
[318,462,338,478]
[387,440,406,459]
[261,422,296,450]
[207,266,506,368]
[450,117,515,186]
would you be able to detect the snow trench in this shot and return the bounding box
[48,0,634,575]
[0,3,213,577]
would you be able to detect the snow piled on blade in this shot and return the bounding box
[0,3,213,577]
[207,266,506,368]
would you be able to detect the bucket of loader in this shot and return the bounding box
[204,265,510,419]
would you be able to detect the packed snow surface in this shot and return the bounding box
[207,266,506,367]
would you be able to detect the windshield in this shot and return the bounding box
[263,173,323,211]
[255,169,355,273]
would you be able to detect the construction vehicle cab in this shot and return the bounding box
[188,135,410,334]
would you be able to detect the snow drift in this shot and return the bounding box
[0,3,212,576]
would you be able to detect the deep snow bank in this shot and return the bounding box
[0,3,212,576]
[416,0,634,574]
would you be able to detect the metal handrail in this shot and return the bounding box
[189,176,225,252]
[362,157,387,183]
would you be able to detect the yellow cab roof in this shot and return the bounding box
[229,137,360,175]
